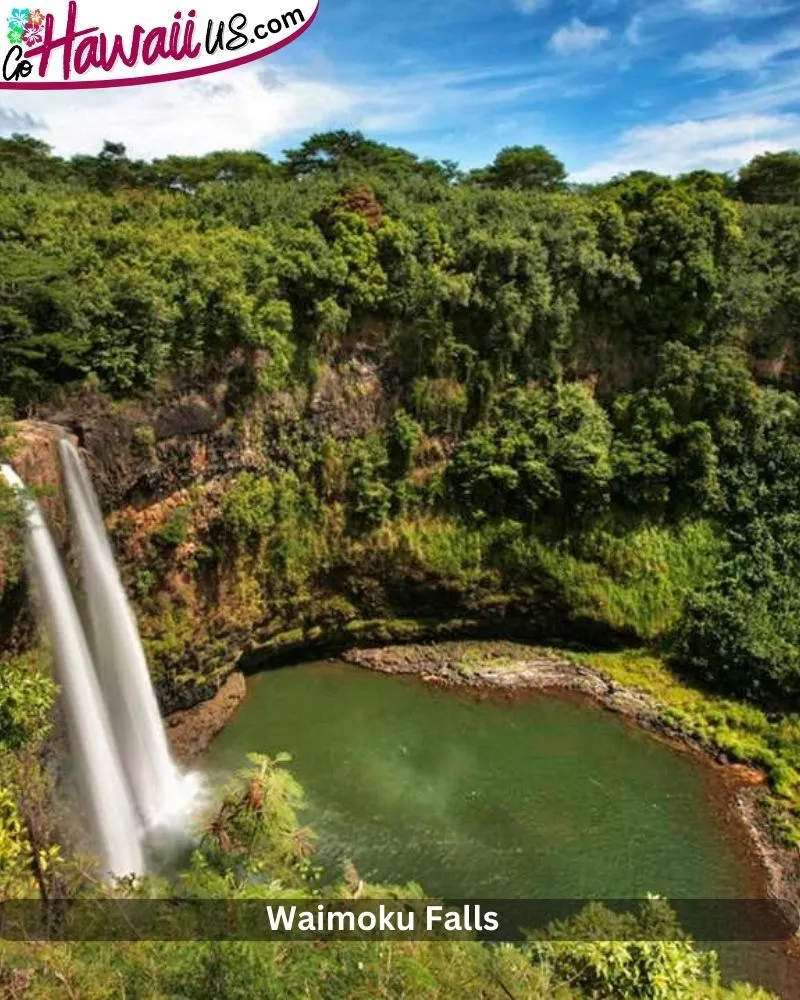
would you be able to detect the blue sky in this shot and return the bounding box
[2,0,799,179]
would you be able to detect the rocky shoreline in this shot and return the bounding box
[166,670,247,765]
[342,642,800,924]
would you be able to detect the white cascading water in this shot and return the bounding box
[57,439,197,834]
[0,464,144,876]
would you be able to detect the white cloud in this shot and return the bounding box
[682,29,800,73]
[0,60,576,161]
[687,65,800,119]
[684,0,789,12]
[512,0,550,12]
[0,67,360,159]
[572,113,800,181]
[624,14,646,45]
[627,0,789,47]
[685,0,732,9]
[549,18,612,56]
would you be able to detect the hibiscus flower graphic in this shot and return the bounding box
[27,7,44,26]
[6,25,23,44]
[6,8,30,31]
[23,21,41,45]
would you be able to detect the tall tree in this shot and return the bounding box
[284,130,407,178]
[471,145,567,192]
[737,150,800,205]
[151,150,276,190]
[70,141,149,193]
[0,134,64,183]
[679,169,736,197]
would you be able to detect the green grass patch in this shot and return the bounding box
[527,521,725,640]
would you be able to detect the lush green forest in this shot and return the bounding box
[2,132,800,997]
[3,134,800,702]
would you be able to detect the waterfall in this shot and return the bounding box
[0,464,144,877]
[1,444,200,877]
[58,440,190,833]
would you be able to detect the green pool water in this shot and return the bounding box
[207,660,751,898]
[205,659,796,996]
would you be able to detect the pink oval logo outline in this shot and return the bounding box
[0,3,319,91]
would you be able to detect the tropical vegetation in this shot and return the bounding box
[1,131,800,996]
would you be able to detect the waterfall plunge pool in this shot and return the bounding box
[205,659,798,997]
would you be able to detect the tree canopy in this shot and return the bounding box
[471,144,568,191]
[737,150,800,206]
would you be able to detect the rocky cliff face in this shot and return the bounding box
[38,353,388,510]
[0,356,638,722]
[43,376,265,510]
[0,421,77,651]
[0,358,401,716]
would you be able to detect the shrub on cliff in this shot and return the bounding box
[448,383,612,527]
[672,577,800,707]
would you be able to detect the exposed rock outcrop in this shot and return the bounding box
[166,670,247,765]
